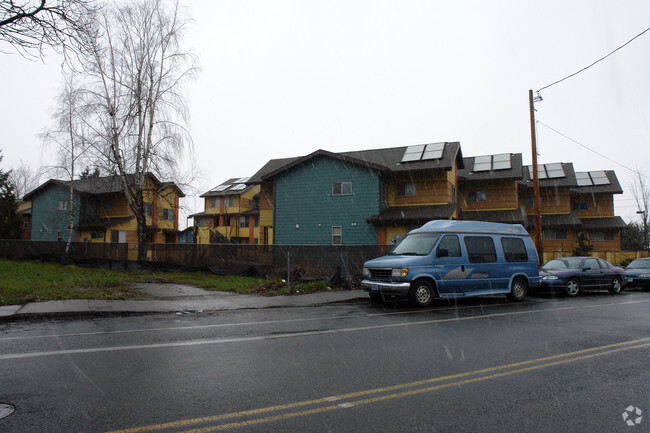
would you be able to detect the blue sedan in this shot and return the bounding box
[625,258,650,288]
[539,257,625,296]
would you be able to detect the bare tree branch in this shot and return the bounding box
[0,0,99,59]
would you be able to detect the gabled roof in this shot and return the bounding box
[520,162,578,189]
[24,173,185,200]
[248,142,464,183]
[200,177,256,197]
[458,153,523,182]
[570,170,623,195]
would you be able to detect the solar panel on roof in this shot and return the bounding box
[421,142,445,160]
[492,153,511,170]
[575,172,593,186]
[401,145,426,162]
[545,163,565,179]
[528,165,548,179]
[589,171,610,185]
[235,177,250,184]
[212,184,230,192]
[473,155,492,172]
[230,184,247,191]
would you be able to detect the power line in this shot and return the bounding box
[537,25,650,95]
[536,120,648,180]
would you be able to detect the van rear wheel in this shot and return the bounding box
[409,280,435,308]
[507,277,527,302]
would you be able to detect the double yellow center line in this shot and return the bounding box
[107,337,650,433]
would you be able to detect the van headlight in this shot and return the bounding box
[541,275,559,280]
[391,268,408,277]
[639,274,650,278]
[362,267,369,277]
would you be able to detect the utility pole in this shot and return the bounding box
[529,89,543,265]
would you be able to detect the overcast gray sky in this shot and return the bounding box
[2,0,649,227]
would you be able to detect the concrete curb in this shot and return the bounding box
[0,287,368,320]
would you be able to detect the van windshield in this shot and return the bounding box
[389,233,440,256]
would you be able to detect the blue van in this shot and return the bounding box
[361,220,540,307]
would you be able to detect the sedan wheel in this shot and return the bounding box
[609,277,622,294]
[564,278,580,296]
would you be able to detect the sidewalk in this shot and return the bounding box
[0,283,368,319]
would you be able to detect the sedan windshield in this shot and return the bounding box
[626,259,650,269]
[390,233,440,256]
[542,258,583,270]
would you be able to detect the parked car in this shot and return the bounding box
[539,257,625,296]
[625,258,650,288]
[361,220,540,307]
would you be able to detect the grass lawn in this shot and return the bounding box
[0,259,332,306]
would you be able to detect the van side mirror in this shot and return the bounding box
[437,248,449,258]
[582,266,591,271]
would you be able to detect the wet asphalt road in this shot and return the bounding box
[0,290,649,433]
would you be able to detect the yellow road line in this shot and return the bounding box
[105,337,650,433]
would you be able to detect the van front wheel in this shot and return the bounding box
[409,280,435,308]
[507,277,527,302]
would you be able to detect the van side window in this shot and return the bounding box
[501,237,528,262]
[437,235,461,257]
[464,236,497,263]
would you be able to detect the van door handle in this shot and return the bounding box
[461,265,466,273]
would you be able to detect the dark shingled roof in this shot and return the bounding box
[458,153,523,182]
[25,173,185,199]
[578,217,627,230]
[200,177,256,198]
[248,142,463,184]
[519,162,578,189]
[366,204,457,225]
[539,213,582,228]
[460,209,527,224]
[570,171,623,195]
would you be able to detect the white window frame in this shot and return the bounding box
[332,226,342,245]
[332,182,352,196]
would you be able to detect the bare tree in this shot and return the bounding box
[42,72,91,253]
[630,169,649,253]
[8,160,44,199]
[0,0,98,59]
[75,0,197,260]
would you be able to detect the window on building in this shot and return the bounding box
[451,185,457,204]
[254,215,260,227]
[468,191,487,203]
[57,201,68,211]
[464,236,497,263]
[571,201,588,211]
[240,216,249,228]
[225,198,234,207]
[501,237,528,262]
[103,202,112,212]
[162,208,174,220]
[211,199,220,208]
[144,203,153,216]
[332,182,352,196]
[91,231,103,239]
[396,183,416,197]
[591,231,614,241]
[332,226,342,245]
[56,230,62,241]
[543,229,568,240]
[23,218,29,229]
